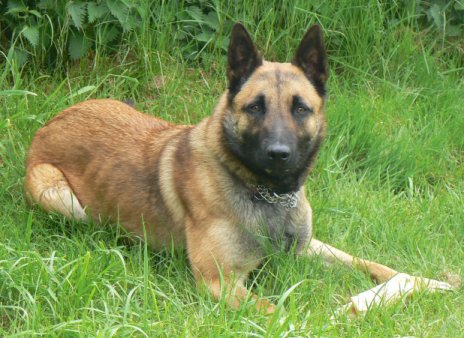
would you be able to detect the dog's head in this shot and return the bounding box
[222,23,328,193]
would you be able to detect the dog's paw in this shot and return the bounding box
[332,272,456,320]
[439,271,462,289]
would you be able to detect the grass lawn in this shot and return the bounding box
[1,2,463,336]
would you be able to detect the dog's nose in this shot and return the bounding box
[267,144,291,161]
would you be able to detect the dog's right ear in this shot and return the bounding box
[227,23,262,99]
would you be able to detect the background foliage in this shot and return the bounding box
[1,0,463,69]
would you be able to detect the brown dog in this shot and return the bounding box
[25,24,404,314]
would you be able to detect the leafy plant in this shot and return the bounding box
[416,0,464,36]
[0,0,462,71]
[0,0,142,67]
[174,2,233,60]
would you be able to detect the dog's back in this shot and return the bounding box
[26,99,173,168]
[25,99,191,247]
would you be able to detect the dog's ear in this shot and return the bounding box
[292,25,328,97]
[227,23,262,98]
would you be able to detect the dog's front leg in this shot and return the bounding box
[198,277,277,315]
[186,219,277,314]
[304,238,398,283]
[302,238,454,316]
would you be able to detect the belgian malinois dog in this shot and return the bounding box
[25,24,407,314]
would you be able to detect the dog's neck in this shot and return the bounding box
[249,184,298,209]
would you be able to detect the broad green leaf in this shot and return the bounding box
[7,0,23,11]
[216,35,228,51]
[68,31,90,60]
[446,25,462,37]
[6,0,27,15]
[38,0,54,10]
[455,2,464,11]
[175,30,187,41]
[8,47,28,67]
[105,25,120,43]
[22,26,40,47]
[107,0,132,31]
[186,6,204,23]
[68,1,87,30]
[176,9,189,21]
[204,11,219,31]
[196,31,213,42]
[29,10,42,18]
[88,2,110,23]
[427,4,443,29]
[98,25,120,44]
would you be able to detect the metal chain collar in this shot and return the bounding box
[254,185,298,209]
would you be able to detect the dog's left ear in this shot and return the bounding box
[292,25,328,96]
[227,23,263,98]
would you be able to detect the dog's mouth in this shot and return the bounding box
[271,182,300,194]
[263,167,290,177]
[259,171,301,194]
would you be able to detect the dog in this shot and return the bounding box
[25,23,441,315]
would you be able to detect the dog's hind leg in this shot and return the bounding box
[303,238,398,283]
[25,163,87,221]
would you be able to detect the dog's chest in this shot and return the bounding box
[256,201,310,251]
[232,191,311,253]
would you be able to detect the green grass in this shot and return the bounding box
[1,2,463,337]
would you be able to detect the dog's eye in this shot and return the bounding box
[292,96,313,117]
[295,105,311,115]
[246,103,264,115]
[250,104,261,112]
[244,95,265,115]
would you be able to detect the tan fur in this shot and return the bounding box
[25,26,401,314]
[25,163,86,221]
[306,239,398,283]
